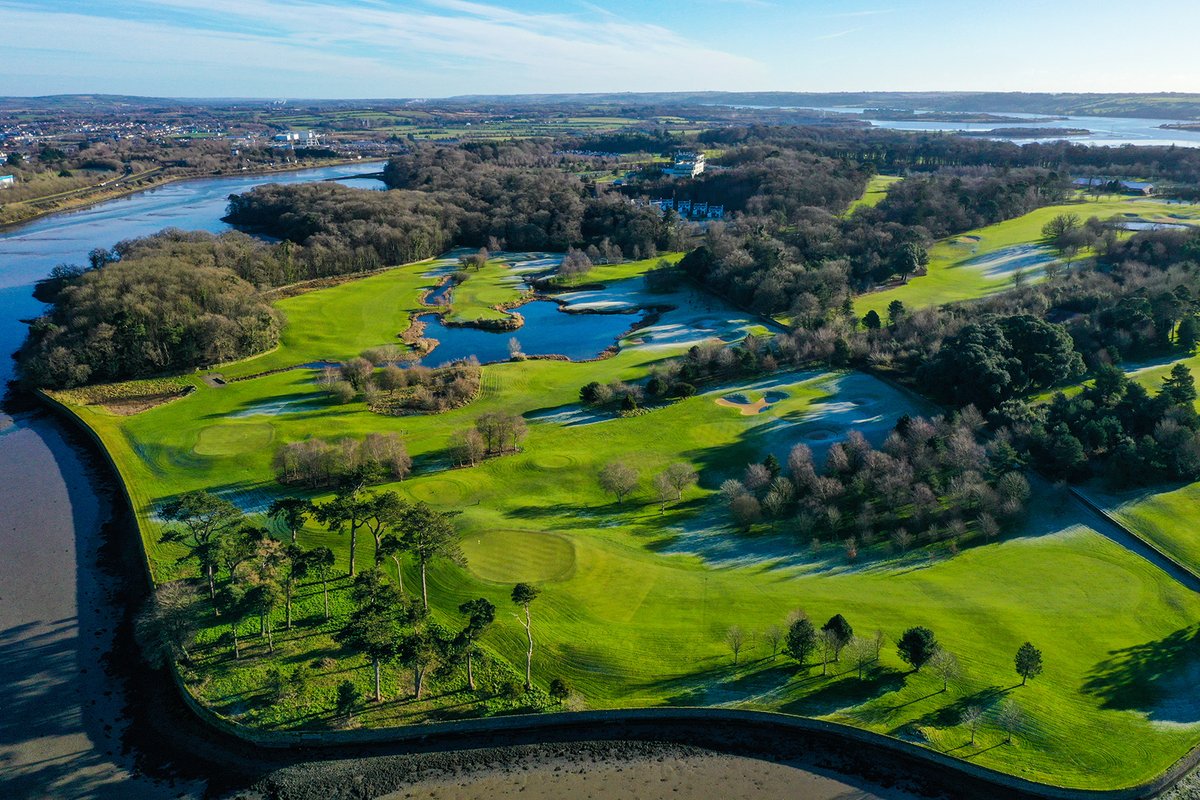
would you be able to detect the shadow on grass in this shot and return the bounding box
[896,684,1012,736]
[777,665,908,716]
[1081,625,1200,723]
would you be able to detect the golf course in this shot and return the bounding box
[855,196,1200,319]
[46,238,1200,793]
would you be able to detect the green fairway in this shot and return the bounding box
[855,198,1200,319]
[54,250,1200,790]
[843,174,901,217]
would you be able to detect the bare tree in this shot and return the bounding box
[599,460,638,504]
[663,462,699,500]
[961,705,984,745]
[449,428,486,466]
[929,648,961,692]
[744,463,771,491]
[135,581,200,666]
[846,635,875,679]
[762,625,784,660]
[652,471,673,514]
[726,626,746,665]
[871,629,885,663]
[818,628,838,676]
[996,699,1024,744]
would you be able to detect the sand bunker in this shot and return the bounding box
[715,389,788,415]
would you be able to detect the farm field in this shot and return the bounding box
[855,197,1200,319]
[55,251,1200,791]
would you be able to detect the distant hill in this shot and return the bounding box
[2,92,1199,120]
[443,91,1200,120]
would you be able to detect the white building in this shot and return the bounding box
[0,175,15,189]
[662,151,706,179]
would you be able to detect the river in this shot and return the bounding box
[0,162,934,799]
[776,106,1200,148]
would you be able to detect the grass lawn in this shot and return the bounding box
[54,251,1200,790]
[855,197,1200,320]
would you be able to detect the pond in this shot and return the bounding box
[418,301,644,366]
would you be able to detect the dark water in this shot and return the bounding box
[421,302,640,366]
[0,162,384,799]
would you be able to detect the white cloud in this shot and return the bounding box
[0,0,767,96]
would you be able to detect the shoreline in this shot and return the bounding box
[0,157,385,233]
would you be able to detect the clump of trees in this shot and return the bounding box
[468,412,528,458]
[1002,363,1200,486]
[719,411,1029,556]
[317,355,482,414]
[275,432,412,489]
[579,336,773,410]
[596,460,698,510]
[917,315,1084,411]
[155,490,336,659]
[19,257,280,388]
[558,247,593,278]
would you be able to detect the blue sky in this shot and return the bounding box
[1,0,1197,98]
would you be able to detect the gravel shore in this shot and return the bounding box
[252,740,928,800]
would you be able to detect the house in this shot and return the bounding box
[1119,180,1155,195]
[1072,176,1155,195]
[0,175,15,190]
[662,151,706,178]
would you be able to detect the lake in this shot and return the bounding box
[420,302,642,366]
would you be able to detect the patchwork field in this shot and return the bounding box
[855,197,1200,319]
[56,250,1200,790]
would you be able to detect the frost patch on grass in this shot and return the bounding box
[960,244,1059,278]
[526,405,612,427]
[229,396,325,418]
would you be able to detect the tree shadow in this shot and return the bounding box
[897,684,1011,735]
[777,666,908,716]
[1081,625,1200,722]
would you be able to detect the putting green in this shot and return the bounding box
[408,476,470,505]
[193,422,274,456]
[461,529,576,584]
[530,452,577,470]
